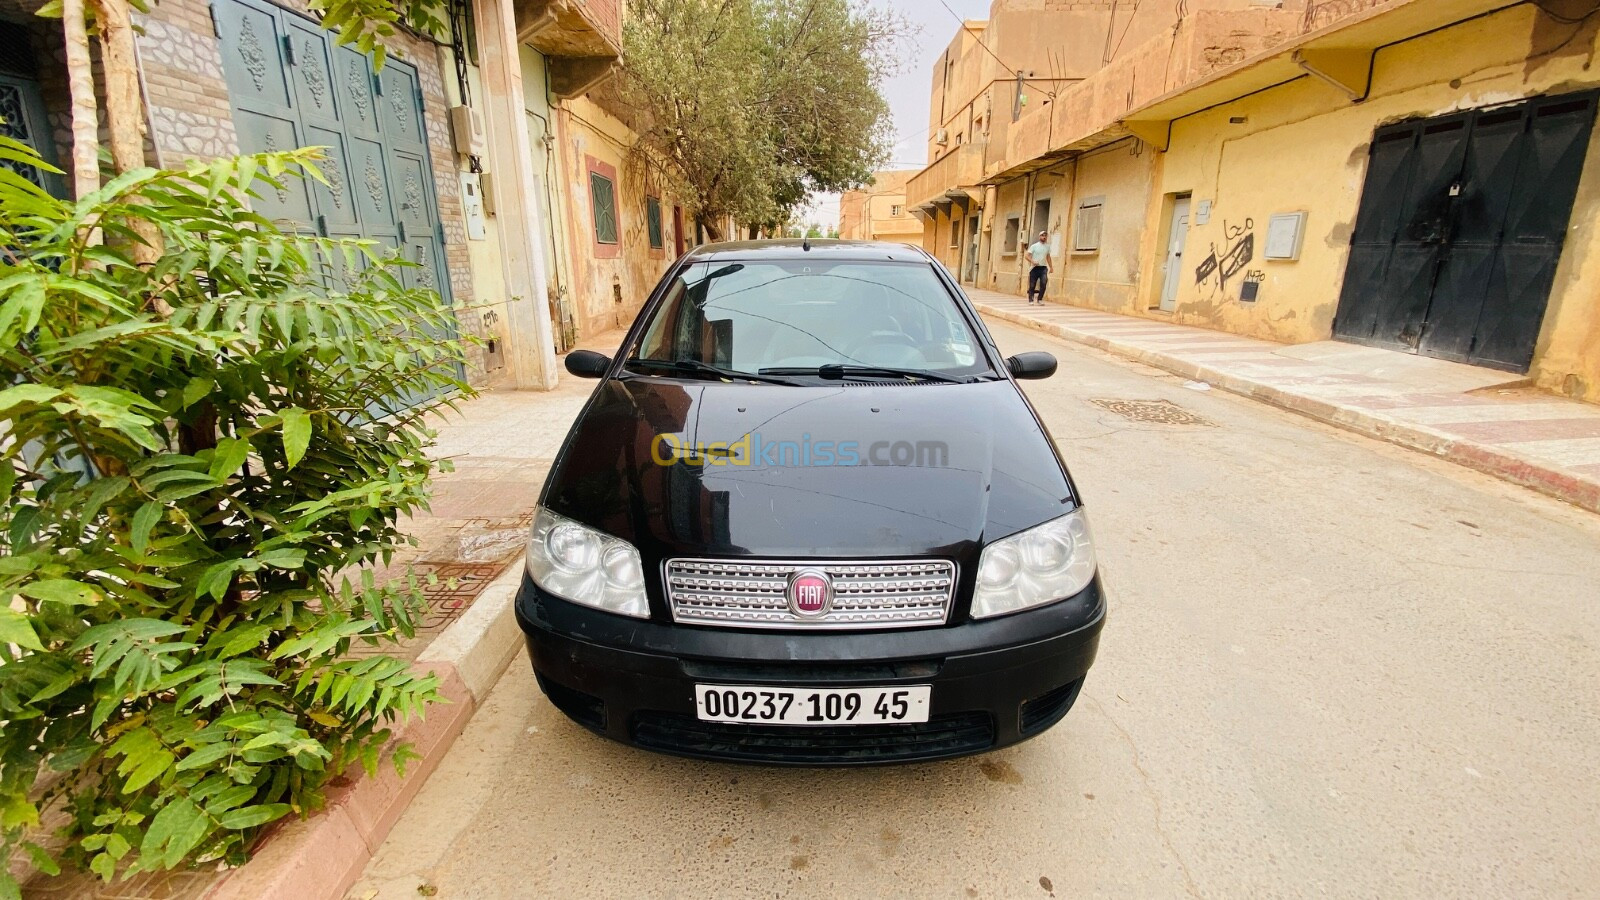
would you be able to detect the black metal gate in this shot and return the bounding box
[1334,92,1598,372]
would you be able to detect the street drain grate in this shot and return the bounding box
[346,562,507,659]
[1089,398,1215,426]
[414,563,505,630]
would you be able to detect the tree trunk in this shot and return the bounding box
[61,0,99,200]
[93,0,144,176]
[91,0,167,298]
[698,213,723,242]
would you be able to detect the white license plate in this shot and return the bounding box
[694,684,931,726]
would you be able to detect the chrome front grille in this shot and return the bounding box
[664,559,957,630]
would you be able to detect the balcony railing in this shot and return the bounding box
[905,144,985,210]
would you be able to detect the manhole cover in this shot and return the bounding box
[1089,398,1214,426]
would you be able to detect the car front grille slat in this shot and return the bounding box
[664,558,956,630]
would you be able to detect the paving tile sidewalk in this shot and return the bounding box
[969,288,1600,515]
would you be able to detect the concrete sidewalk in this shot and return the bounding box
[969,289,1600,515]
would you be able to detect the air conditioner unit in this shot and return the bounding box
[935,128,949,146]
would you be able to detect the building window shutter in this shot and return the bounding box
[1073,198,1104,253]
[590,172,618,244]
[646,196,664,249]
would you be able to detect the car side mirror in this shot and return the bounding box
[565,349,612,379]
[1006,351,1057,380]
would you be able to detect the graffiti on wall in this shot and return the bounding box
[1195,218,1256,298]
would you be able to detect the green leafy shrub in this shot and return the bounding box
[0,139,473,893]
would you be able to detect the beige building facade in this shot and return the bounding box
[909,0,1600,404]
[838,170,923,244]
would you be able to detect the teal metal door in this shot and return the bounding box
[212,0,457,393]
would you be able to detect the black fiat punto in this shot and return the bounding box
[515,240,1104,765]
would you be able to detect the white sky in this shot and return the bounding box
[797,0,991,230]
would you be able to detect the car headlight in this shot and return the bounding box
[525,507,649,618]
[972,509,1096,619]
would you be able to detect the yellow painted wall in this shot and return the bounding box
[986,177,1031,294]
[1150,3,1600,400]
[1059,139,1159,313]
[556,96,681,340]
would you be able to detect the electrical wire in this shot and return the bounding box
[933,0,1022,76]
[1107,0,1144,63]
[1531,0,1600,25]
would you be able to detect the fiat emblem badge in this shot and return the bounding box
[787,569,833,618]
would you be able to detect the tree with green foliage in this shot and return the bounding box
[0,141,469,893]
[0,0,482,887]
[618,0,904,239]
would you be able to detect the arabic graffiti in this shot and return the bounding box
[1195,218,1255,297]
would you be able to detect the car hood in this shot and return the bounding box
[542,376,1075,560]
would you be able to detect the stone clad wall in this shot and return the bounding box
[135,3,240,163]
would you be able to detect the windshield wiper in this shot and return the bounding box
[626,358,803,386]
[760,364,968,384]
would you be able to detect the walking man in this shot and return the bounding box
[1025,230,1051,305]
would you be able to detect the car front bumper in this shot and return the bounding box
[514,572,1105,766]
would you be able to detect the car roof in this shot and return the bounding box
[681,239,934,264]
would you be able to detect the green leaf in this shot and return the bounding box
[20,578,101,607]
[130,501,162,555]
[255,547,306,570]
[0,382,60,412]
[22,843,60,877]
[209,437,251,481]
[181,376,214,409]
[174,743,235,771]
[280,407,311,470]
[140,796,210,870]
[216,803,291,831]
[0,607,44,651]
[196,561,240,601]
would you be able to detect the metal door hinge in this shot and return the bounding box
[207,2,221,37]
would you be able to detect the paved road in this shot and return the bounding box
[349,319,1600,899]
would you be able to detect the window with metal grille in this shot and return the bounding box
[1073,197,1104,253]
[590,172,618,244]
[646,196,664,249]
[890,204,902,216]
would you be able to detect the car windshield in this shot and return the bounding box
[628,259,991,382]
